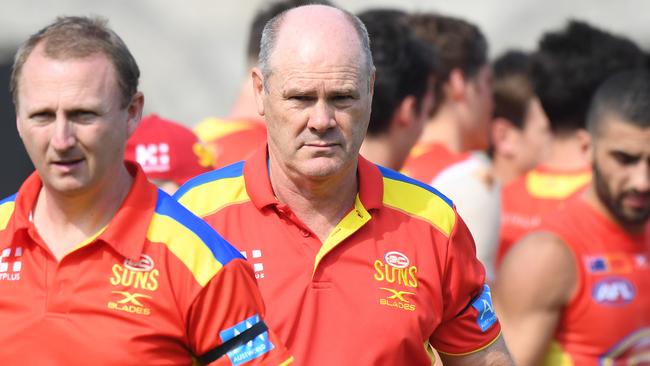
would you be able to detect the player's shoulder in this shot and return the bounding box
[149,190,243,286]
[0,193,17,231]
[378,165,457,237]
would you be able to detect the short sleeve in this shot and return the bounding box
[187,258,292,365]
[430,213,501,355]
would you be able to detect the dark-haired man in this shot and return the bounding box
[496,21,647,265]
[495,70,650,366]
[357,9,437,170]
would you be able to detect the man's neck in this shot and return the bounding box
[541,134,590,171]
[360,136,402,170]
[492,155,523,185]
[32,166,133,261]
[268,158,358,243]
[418,111,462,153]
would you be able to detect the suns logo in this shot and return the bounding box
[107,254,159,316]
[374,251,418,311]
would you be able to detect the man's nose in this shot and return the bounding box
[51,116,76,151]
[307,100,336,132]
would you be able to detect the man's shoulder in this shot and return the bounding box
[378,165,457,237]
[0,193,17,232]
[148,191,244,286]
[173,161,250,217]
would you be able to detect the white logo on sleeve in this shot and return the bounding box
[240,249,264,279]
[0,246,23,281]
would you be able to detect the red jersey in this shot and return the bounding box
[0,163,291,365]
[194,117,267,169]
[401,142,470,184]
[538,198,650,365]
[497,165,592,265]
[175,147,501,365]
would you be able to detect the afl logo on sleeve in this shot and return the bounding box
[592,277,636,306]
[471,284,497,332]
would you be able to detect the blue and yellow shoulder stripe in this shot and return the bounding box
[173,162,249,219]
[378,166,456,237]
[0,194,17,231]
[149,189,244,287]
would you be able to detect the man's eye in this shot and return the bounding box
[612,152,638,165]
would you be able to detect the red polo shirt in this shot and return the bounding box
[175,147,501,365]
[0,163,291,366]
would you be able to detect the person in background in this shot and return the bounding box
[125,113,212,194]
[496,20,647,266]
[358,9,437,171]
[494,69,650,366]
[175,4,513,365]
[0,15,291,365]
[489,50,550,186]
[194,0,332,169]
[402,13,493,184]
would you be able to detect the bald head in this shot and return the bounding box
[258,5,373,85]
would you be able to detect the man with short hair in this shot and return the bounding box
[494,69,650,366]
[176,5,513,365]
[496,21,647,265]
[490,50,550,185]
[402,13,493,183]
[357,9,437,170]
[0,16,291,365]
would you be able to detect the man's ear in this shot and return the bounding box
[447,68,468,102]
[251,67,266,116]
[126,92,144,137]
[394,96,416,129]
[576,128,592,163]
[491,117,516,156]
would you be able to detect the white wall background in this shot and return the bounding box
[2,0,648,126]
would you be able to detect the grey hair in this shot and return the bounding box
[258,5,374,90]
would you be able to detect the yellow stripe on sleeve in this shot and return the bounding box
[382,178,456,237]
[0,201,15,231]
[147,213,222,287]
[177,176,249,218]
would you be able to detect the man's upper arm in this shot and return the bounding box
[187,259,292,365]
[493,231,576,366]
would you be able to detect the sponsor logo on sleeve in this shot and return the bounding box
[471,284,497,332]
[592,277,636,306]
[220,314,274,366]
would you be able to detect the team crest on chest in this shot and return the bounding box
[107,254,159,316]
[373,250,418,312]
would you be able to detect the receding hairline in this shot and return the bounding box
[260,5,374,78]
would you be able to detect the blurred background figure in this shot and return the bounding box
[495,69,650,366]
[194,0,333,169]
[402,12,500,280]
[358,9,438,170]
[496,20,647,267]
[490,50,550,185]
[125,114,212,194]
[402,13,493,183]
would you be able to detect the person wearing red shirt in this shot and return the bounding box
[0,16,291,365]
[496,21,646,266]
[494,70,650,366]
[401,13,493,184]
[175,5,513,365]
[125,113,212,194]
